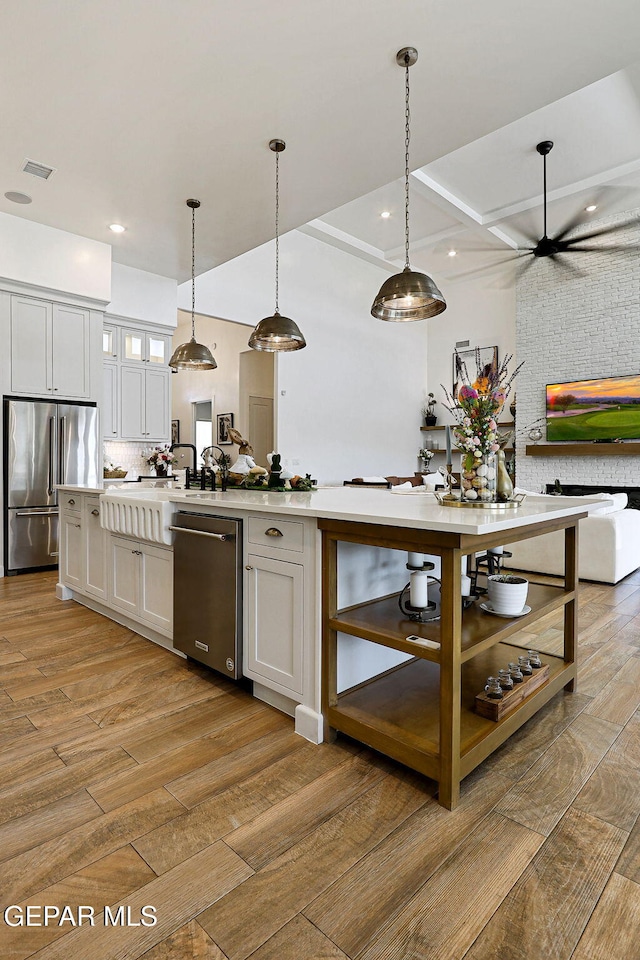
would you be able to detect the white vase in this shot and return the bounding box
[487,575,528,615]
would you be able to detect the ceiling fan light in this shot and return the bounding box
[168,337,217,370]
[371,267,447,321]
[248,312,306,352]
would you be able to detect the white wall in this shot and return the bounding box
[516,209,640,492]
[0,210,111,303]
[109,263,178,327]
[170,309,253,449]
[183,231,430,484]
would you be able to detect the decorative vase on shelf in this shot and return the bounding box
[155,464,167,477]
[460,453,497,502]
[424,416,437,427]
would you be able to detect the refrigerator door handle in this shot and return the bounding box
[48,416,56,496]
[58,416,67,486]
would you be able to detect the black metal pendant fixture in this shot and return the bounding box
[169,199,217,371]
[371,48,446,321]
[249,140,306,352]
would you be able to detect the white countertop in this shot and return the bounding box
[59,483,595,535]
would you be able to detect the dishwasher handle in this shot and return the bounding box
[169,525,230,541]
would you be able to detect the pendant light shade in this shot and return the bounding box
[248,139,306,352]
[169,199,217,371]
[371,48,446,322]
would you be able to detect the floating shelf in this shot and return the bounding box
[526,443,640,457]
[422,421,514,433]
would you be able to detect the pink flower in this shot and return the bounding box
[459,385,478,401]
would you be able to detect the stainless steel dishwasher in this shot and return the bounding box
[171,512,243,678]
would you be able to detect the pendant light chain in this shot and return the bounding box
[274,148,280,314]
[404,55,411,270]
[191,202,197,339]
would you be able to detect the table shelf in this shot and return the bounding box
[330,644,571,778]
[331,581,571,665]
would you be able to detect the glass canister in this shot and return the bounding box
[484,677,504,699]
[527,650,542,669]
[518,655,533,676]
[498,668,514,690]
[508,661,524,683]
[460,453,497,503]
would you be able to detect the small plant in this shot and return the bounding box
[423,393,438,425]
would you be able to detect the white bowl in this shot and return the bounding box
[487,575,529,615]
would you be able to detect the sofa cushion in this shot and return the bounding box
[586,492,628,514]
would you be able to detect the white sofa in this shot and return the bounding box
[507,492,640,584]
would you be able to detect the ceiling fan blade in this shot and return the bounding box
[564,217,640,245]
[516,256,536,278]
[447,253,530,281]
[553,187,610,242]
[562,244,640,253]
[548,254,586,279]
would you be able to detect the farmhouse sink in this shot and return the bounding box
[99,489,176,545]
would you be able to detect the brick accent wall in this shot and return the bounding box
[515,209,640,492]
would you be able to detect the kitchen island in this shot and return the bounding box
[57,484,589,808]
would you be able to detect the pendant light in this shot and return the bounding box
[169,199,217,370]
[371,48,446,321]
[249,139,306,352]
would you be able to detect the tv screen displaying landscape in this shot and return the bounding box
[546,375,640,441]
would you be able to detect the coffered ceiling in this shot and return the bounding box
[1,1,640,281]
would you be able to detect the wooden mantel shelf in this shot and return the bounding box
[526,443,640,457]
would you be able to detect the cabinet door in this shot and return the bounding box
[60,514,84,589]
[109,535,140,615]
[146,333,170,365]
[139,543,173,634]
[11,296,51,395]
[144,367,170,441]
[246,554,304,696]
[51,305,89,398]
[84,497,107,600]
[121,328,145,364]
[102,362,118,439]
[103,324,118,361]
[120,365,146,440]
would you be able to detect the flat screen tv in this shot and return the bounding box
[546,375,640,441]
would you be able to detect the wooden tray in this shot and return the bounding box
[475,663,549,721]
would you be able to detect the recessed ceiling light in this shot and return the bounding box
[4,191,32,204]
[380,211,391,219]
[109,223,126,233]
[585,204,597,212]
[447,249,457,257]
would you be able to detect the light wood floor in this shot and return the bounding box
[1,569,640,959]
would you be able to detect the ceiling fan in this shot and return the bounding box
[457,140,640,278]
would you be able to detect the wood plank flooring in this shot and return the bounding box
[1,568,640,959]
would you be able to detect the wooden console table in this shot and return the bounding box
[320,512,583,810]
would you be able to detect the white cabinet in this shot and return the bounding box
[103,363,118,439]
[121,328,171,366]
[11,296,90,399]
[246,553,304,696]
[109,534,173,636]
[120,365,170,441]
[60,513,83,589]
[84,496,107,600]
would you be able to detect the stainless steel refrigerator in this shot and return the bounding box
[3,398,99,574]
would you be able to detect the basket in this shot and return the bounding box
[103,469,127,479]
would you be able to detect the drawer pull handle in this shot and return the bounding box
[91,509,100,516]
[68,499,75,505]
[265,527,284,538]
[245,565,253,571]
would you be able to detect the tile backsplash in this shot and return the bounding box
[103,441,151,479]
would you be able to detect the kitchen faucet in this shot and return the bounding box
[201,445,230,491]
[169,443,197,481]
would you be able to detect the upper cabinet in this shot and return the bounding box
[121,328,171,367]
[11,296,91,399]
[102,316,172,442]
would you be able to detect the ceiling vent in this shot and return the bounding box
[22,158,56,180]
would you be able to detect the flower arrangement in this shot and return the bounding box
[146,445,178,469]
[443,350,523,458]
[442,350,523,502]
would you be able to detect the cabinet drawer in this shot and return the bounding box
[247,517,304,553]
[60,494,82,516]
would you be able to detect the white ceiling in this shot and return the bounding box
[1,1,640,281]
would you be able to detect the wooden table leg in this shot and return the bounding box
[563,521,579,692]
[438,548,462,810]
